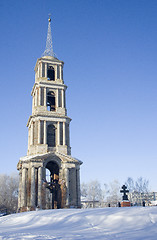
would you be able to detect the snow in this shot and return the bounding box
[0,207,157,239]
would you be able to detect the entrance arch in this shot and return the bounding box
[45,161,61,209]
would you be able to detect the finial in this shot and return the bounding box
[42,14,55,57]
[48,13,51,22]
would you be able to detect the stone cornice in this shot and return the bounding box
[31,82,67,96]
[19,152,82,165]
[34,57,64,72]
[27,114,71,127]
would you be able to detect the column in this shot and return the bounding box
[42,167,46,209]
[18,170,22,209]
[39,87,41,106]
[57,122,60,145]
[66,124,70,147]
[44,121,47,144]
[55,65,57,80]
[31,122,34,145]
[40,63,42,78]
[60,65,62,80]
[44,88,47,107]
[32,94,35,108]
[38,120,41,144]
[35,89,38,107]
[63,122,66,145]
[35,168,38,207]
[65,168,69,206]
[38,66,40,78]
[76,168,81,207]
[21,168,27,207]
[61,89,64,108]
[56,89,59,108]
[30,167,36,207]
[28,127,30,148]
[45,63,47,78]
[38,167,43,208]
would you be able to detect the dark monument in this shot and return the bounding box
[120,185,131,207]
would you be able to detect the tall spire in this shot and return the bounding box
[43,15,55,57]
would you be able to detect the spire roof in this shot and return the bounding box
[43,15,55,57]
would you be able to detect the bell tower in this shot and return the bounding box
[17,16,82,211]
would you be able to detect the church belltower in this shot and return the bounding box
[17,16,82,211]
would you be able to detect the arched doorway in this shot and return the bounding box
[45,161,61,209]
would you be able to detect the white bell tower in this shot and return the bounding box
[17,16,82,212]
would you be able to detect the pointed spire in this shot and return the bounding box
[43,14,55,57]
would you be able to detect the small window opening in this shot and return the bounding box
[47,91,55,111]
[47,66,55,80]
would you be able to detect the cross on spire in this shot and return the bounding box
[43,14,55,57]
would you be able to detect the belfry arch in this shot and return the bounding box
[47,91,55,111]
[47,124,56,147]
[47,65,55,80]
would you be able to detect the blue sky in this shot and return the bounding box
[0,0,157,190]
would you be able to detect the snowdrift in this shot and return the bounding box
[0,207,157,239]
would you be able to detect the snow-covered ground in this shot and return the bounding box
[0,207,157,239]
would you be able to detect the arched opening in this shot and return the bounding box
[46,161,59,181]
[47,91,55,111]
[45,161,61,209]
[47,124,56,147]
[47,66,55,80]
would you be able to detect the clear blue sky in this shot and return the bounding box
[0,0,157,190]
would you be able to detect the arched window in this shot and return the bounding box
[47,124,56,147]
[47,66,55,80]
[47,91,55,111]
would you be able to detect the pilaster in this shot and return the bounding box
[63,122,66,145]
[57,122,60,145]
[38,120,41,144]
[44,120,47,144]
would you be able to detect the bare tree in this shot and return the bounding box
[135,177,149,193]
[0,173,19,214]
[81,180,103,208]
[125,177,149,193]
[125,177,135,192]
[105,180,121,207]
[125,177,150,206]
[87,180,103,207]
[81,182,88,198]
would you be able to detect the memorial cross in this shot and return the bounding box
[120,185,129,201]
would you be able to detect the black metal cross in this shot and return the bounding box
[120,185,129,201]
